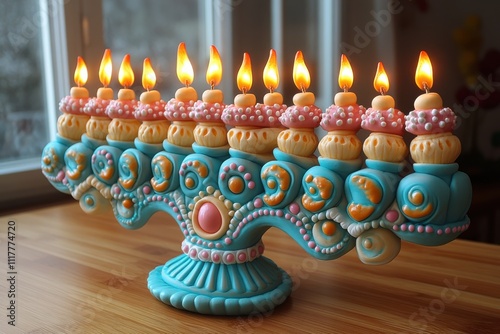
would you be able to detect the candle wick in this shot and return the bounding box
[343,85,349,93]
[242,88,247,94]
[300,85,306,93]
[210,81,215,90]
[185,81,190,88]
[423,82,430,93]
[270,87,274,94]
[380,87,386,95]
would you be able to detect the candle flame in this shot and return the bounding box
[415,51,433,91]
[177,42,194,86]
[263,49,279,92]
[74,56,88,87]
[373,62,389,94]
[206,45,222,88]
[237,53,252,93]
[293,51,310,92]
[118,54,134,88]
[338,54,353,91]
[142,58,156,91]
[98,49,112,87]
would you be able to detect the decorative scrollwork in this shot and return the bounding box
[397,173,449,224]
[64,143,93,186]
[301,166,343,213]
[218,158,264,204]
[356,228,401,265]
[118,149,151,191]
[261,161,302,208]
[179,154,220,198]
[91,145,120,185]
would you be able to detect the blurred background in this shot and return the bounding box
[1,0,499,243]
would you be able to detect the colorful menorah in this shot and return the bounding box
[41,48,472,315]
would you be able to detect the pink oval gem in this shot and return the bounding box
[197,202,222,234]
[238,253,246,262]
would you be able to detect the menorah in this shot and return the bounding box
[41,48,472,315]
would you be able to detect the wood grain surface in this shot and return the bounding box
[1,202,499,333]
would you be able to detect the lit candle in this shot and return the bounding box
[234,53,256,107]
[263,49,283,106]
[334,54,357,107]
[140,58,161,104]
[371,62,395,109]
[175,42,198,102]
[117,54,135,101]
[70,56,89,99]
[202,45,224,104]
[97,49,113,100]
[292,51,314,106]
[414,51,443,109]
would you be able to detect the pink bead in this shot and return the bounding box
[254,198,263,208]
[238,253,247,261]
[289,203,300,215]
[244,173,252,180]
[425,226,434,233]
[248,181,255,189]
[238,165,245,172]
[417,225,424,233]
[385,210,399,223]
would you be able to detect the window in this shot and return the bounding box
[0,0,68,211]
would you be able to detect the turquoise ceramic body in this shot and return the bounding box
[41,136,472,315]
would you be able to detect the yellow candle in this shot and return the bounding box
[201,45,224,104]
[414,51,443,109]
[140,57,161,104]
[292,51,314,106]
[117,54,135,101]
[371,62,395,109]
[263,92,283,106]
[71,56,89,98]
[202,89,223,104]
[263,49,283,105]
[235,52,256,107]
[97,49,113,100]
[334,54,356,107]
[175,42,198,102]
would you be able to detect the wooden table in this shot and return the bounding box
[1,202,499,333]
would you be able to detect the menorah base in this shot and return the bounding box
[148,254,292,315]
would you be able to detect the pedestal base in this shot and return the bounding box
[148,254,292,315]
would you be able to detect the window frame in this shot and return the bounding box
[0,0,72,211]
